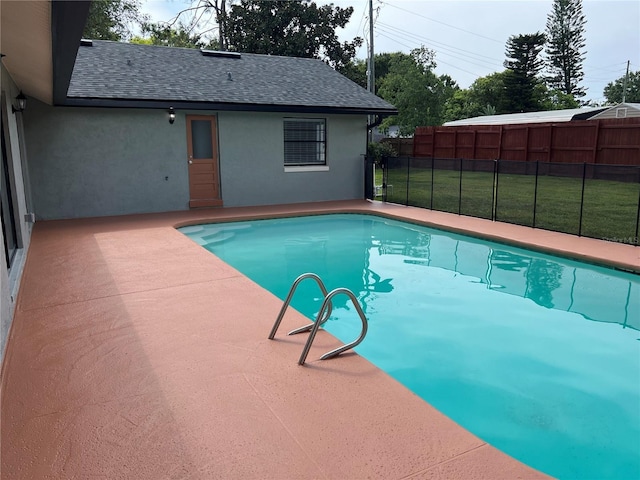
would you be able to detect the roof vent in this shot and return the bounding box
[200,49,241,59]
[80,39,93,47]
[616,108,628,118]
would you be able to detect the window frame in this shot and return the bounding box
[1,95,20,269]
[616,108,628,118]
[283,118,327,169]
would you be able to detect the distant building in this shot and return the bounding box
[443,107,606,127]
[589,103,640,120]
[372,125,402,142]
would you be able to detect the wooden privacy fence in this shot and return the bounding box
[413,117,640,165]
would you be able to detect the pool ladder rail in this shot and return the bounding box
[268,273,369,366]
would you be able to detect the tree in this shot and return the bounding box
[341,53,414,90]
[505,33,546,78]
[168,1,234,50]
[503,33,546,112]
[135,22,213,49]
[467,72,509,115]
[604,71,640,104]
[83,0,146,41]
[482,104,497,116]
[340,58,367,88]
[536,85,580,110]
[376,48,457,133]
[201,0,232,50]
[545,0,587,99]
[441,73,508,123]
[442,89,475,123]
[441,70,580,124]
[225,0,362,71]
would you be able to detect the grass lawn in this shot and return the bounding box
[377,167,639,244]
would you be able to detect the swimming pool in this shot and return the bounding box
[179,214,640,480]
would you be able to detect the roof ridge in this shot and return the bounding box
[83,39,329,65]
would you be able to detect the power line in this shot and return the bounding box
[354,0,369,57]
[375,21,502,69]
[374,31,487,78]
[380,0,504,44]
[375,26,499,72]
[584,61,630,73]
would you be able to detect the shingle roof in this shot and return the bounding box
[66,40,396,115]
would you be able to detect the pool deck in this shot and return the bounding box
[2,200,637,479]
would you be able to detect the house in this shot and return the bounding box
[443,106,606,126]
[0,0,395,362]
[589,102,640,120]
[28,40,396,219]
[372,125,401,141]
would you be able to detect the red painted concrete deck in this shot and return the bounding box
[2,200,637,479]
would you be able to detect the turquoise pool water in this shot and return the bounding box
[179,214,640,480]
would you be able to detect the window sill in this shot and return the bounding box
[284,165,329,173]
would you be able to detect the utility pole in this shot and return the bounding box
[367,0,375,144]
[368,0,375,95]
[622,60,630,103]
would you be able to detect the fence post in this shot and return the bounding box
[405,157,411,206]
[430,158,434,210]
[458,158,462,215]
[493,159,499,221]
[578,162,587,237]
[635,167,640,246]
[532,160,540,228]
[382,156,388,202]
[364,155,374,200]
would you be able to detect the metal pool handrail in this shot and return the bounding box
[268,273,369,366]
[268,273,332,340]
[297,287,369,365]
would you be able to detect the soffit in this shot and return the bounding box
[1,0,53,104]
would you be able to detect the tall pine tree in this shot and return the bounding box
[503,32,546,112]
[545,0,587,99]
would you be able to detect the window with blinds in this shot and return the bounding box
[283,118,326,166]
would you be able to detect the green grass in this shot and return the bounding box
[376,167,639,244]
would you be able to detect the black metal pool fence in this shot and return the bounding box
[365,156,640,246]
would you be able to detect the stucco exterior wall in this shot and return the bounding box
[24,105,368,219]
[24,101,190,220]
[218,111,367,207]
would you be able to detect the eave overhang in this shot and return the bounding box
[51,0,92,105]
[60,97,399,117]
[0,0,89,105]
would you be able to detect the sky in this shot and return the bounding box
[139,0,640,104]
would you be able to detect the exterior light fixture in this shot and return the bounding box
[12,91,26,113]
[168,106,176,124]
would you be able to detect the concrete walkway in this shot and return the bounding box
[2,200,637,479]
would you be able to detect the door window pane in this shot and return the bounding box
[191,120,213,159]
